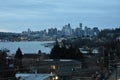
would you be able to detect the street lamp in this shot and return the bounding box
[52,75,59,80]
[55,76,58,80]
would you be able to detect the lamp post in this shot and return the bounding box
[116,67,117,80]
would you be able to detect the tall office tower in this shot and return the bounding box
[48,28,57,36]
[68,23,71,28]
[93,27,99,36]
[62,23,72,36]
[28,28,31,34]
[79,23,83,30]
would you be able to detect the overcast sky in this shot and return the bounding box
[0,0,120,32]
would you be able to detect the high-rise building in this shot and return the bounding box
[92,27,99,36]
[28,28,31,34]
[79,23,83,30]
[62,23,72,36]
[48,28,57,36]
[84,26,92,37]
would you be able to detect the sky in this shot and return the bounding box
[0,0,120,32]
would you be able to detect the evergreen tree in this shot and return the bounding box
[14,48,23,69]
[50,39,61,59]
[60,41,67,59]
[50,40,84,60]
[14,48,23,60]
[0,50,17,79]
[0,50,7,69]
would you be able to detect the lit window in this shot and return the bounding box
[52,76,59,80]
[50,65,56,70]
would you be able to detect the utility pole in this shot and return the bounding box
[115,65,117,80]
[108,52,110,70]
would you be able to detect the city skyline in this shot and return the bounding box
[0,0,120,32]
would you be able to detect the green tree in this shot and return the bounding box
[14,48,23,69]
[0,50,7,69]
[50,40,84,60]
[14,48,23,60]
[50,40,60,59]
[0,50,16,79]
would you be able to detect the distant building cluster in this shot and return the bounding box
[21,23,99,41]
[0,23,100,41]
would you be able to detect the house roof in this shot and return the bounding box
[16,73,54,80]
[23,54,40,58]
[40,59,81,66]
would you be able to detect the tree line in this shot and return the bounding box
[0,48,22,79]
[50,40,84,60]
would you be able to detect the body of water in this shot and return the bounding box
[0,41,55,54]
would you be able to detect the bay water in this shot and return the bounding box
[0,41,54,54]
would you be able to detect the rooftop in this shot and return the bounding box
[43,59,73,62]
[16,73,54,80]
[23,54,40,58]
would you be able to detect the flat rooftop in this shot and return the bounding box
[43,59,73,62]
[16,73,54,80]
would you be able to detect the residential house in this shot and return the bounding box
[37,59,82,80]
[22,54,41,68]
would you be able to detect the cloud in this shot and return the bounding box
[0,29,11,32]
[0,0,120,32]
